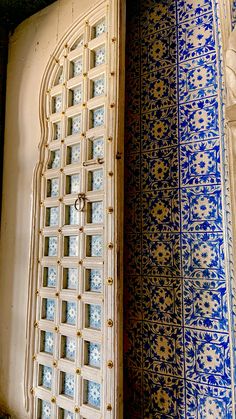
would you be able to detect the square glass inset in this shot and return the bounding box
[46,207,59,227]
[64,236,79,257]
[53,122,61,141]
[40,365,53,390]
[42,298,56,321]
[60,372,75,399]
[62,301,77,325]
[85,342,101,368]
[71,85,82,105]
[72,57,83,77]
[90,106,104,128]
[59,408,75,419]
[86,304,102,330]
[45,236,58,257]
[41,331,54,354]
[84,380,101,409]
[93,19,106,38]
[53,94,62,113]
[39,399,52,419]
[89,137,104,159]
[87,202,103,224]
[43,266,57,288]
[67,144,80,165]
[66,174,80,194]
[87,235,103,257]
[65,205,79,225]
[68,115,82,135]
[92,76,105,97]
[88,169,103,191]
[61,335,76,361]
[48,149,60,169]
[47,178,59,198]
[63,268,78,289]
[94,46,105,67]
[85,269,102,292]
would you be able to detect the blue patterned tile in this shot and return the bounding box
[64,301,77,325]
[43,331,54,354]
[179,97,219,143]
[185,329,231,387]
[61,372,75,398]
[87,269,102,292]
[180,139,221,186]
[141,28,177,74]
[88,304,102,330]
[44,298,56,321]
[143,372,185,417]
[141,107,178,151]
[140,0,176,35]
[143,322,184,377]
[63,336,76,361]
[142,276,182,325]
[41,365,53,389]
[40,400,52,419]
[142,233,181,276]
[186,381,232,418]
[178,14,215,62]
[177,0,212,23]
[182,233,225,279]
[232,1,236,31]
[85,380,101,409]
[179,53,217,102]
[142,147,179,191]
[181,185,222,232]
[87,342,101,368]
[142,189,180,232]
[141,67,177,112]
[184,279,228,331]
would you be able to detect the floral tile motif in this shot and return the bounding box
[185,329,231,387]
[48,178,59,197]
[62,373,75,398]
[141,67,177,112]
[65,301,77,325]
[41,400,52,419]
[73,57,83,77]
[68,205,79,225]
[85,380,101,409]
[141,106,178,151]
[177,0,213,23]
[232,1,236,30]
[124,233,142,275]
[178,13,215,62]
[68,174,80,194]
[142,233,181,276]
[141,28,177,74]
[66,267,78,289]
[47,207,59,226]
[184,279,228,331]
[45,298,56,321]
[87,342,101,368]
[142,147,179,191]
[48,149,60,169]
[90,201,103,224]
[181,185,222,232]
[70,144,80,164]
[89,169,103,191]
[42,365,53,389]
[87,269,102,292]
[94,46,105,67]
[93,76,105,97]
[180,139,221,186]
[126,38,141,79]
[143,371,185,418]
[179,53,217,102]
[140,0,176,35]
[69,115,82,135]
[179,97,218,143]
[124,193,142,233]
[142,189,180,232]
[182,233,225,279]
[186,381,232,418]
[53,122,61,141]
[91,106,105,127]
[68,236,79,257]
[124,368,143,418]
[88,235,103,257]
[91,137,104,159]
[88,304,102,329]
[143,322,184,377]
[142,276,182,325]
[53,94,62,113]
[47,236,58,257]
[124,275,142,321]
[64,336,76,361]
[124,320,143,369]
[43,331,54,354]
[94,19,106,37]
[45,266,57,287]
[72,85,82,105]
[61,410,74,419]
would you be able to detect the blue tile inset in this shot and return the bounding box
[177,0,213,23]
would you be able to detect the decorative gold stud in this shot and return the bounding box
[45,144,48,148]
[61,139,64,143]
[83,72,87,77]
[112,37,116,42]
[108,171,113,177]
[110,103,115,108]
[110,71,115,76]
[76,368,81,374]
[84,43,88,48]
[74,406,80,413]
[54,326,59,332]
[107,319,113,327]
[30,387,34,395]
[82,103,86,107]
[53,360,57,367]
[79,259,83,265]
[34,321,38,328]
[107,360,113,368]
[107,404,112,411]
[55,292,59,297]
[36,290,39,296]
[77,330,82,337]
[59,197,63,202]
[107,136,113,142]
[51,397,56,403]
[60,168,63,172]
[32,354,37,361]
[77,295,82,300]
[107,207,113,214]
[79,226,83,232]
[58,229,61,233]
[107,277,113,285]
[108,242,114,249]
[57,260,60,265]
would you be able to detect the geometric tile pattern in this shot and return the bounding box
[124,0,233,417]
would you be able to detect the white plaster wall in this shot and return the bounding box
[0,0,95,416]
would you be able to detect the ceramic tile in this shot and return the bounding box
[124,275,142,321]
[56,66,63,85]
[93,76,105,97]
[42,365,53,389]
[87,342,101,368]
[53,122,61,141]
[67,173,80,194]
[125,113,141,155]
[185,381,232,418]
[184,279,228,331]
[87,269,102,292]
[124,321,143,369]
[60,410,74,419]
[179,53,217,103]
[232,1,236,30]
[47,178,59,197]
[68,205,79,225]
[70,115,82,135]
[182,232,225,279]
[63,336,76,361]
[178,13,215,62]
[180,139,221,186]
[90,201,103,224]
[85,380,101,409]
[140,0,176,35]
[142,232,181,276]
[47,207,59,226]
[53,94,62,113]
[72,85,82,105]
[142,189,180,232]
[65,267,78,289]
[143,371,185,418]
[185,328,231,387]
[91,137,104,159]
[94,46,105,67]
[142,276,182,325]
[69,144,81,164]
[141,28,177,74]
[73,57,83,77]
[141,106,178,151]
[143,322,184,377]
[68,236,79,257]
[43,331,54,354]
[87,304,102,329]
[45,266,57,287]
[177,0,212,22]
[126,38,141,79]
[48,149,60,169]
[71,36,84,50]
[141,67,177,112]
[142,147,179,191]
[179,97,218,143]
[91,106,105,128]
[181,185,222,232]
[41,400,52,418]
[87,235,103,257]
[89,169,103,191]
[94,19,106,37]
[64,301,77,325]
[47,236,58,257]
[124,193,141,235]
[45,298,56,321]
[61,373,75,398]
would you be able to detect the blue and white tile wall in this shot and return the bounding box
[124,0,235,417]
